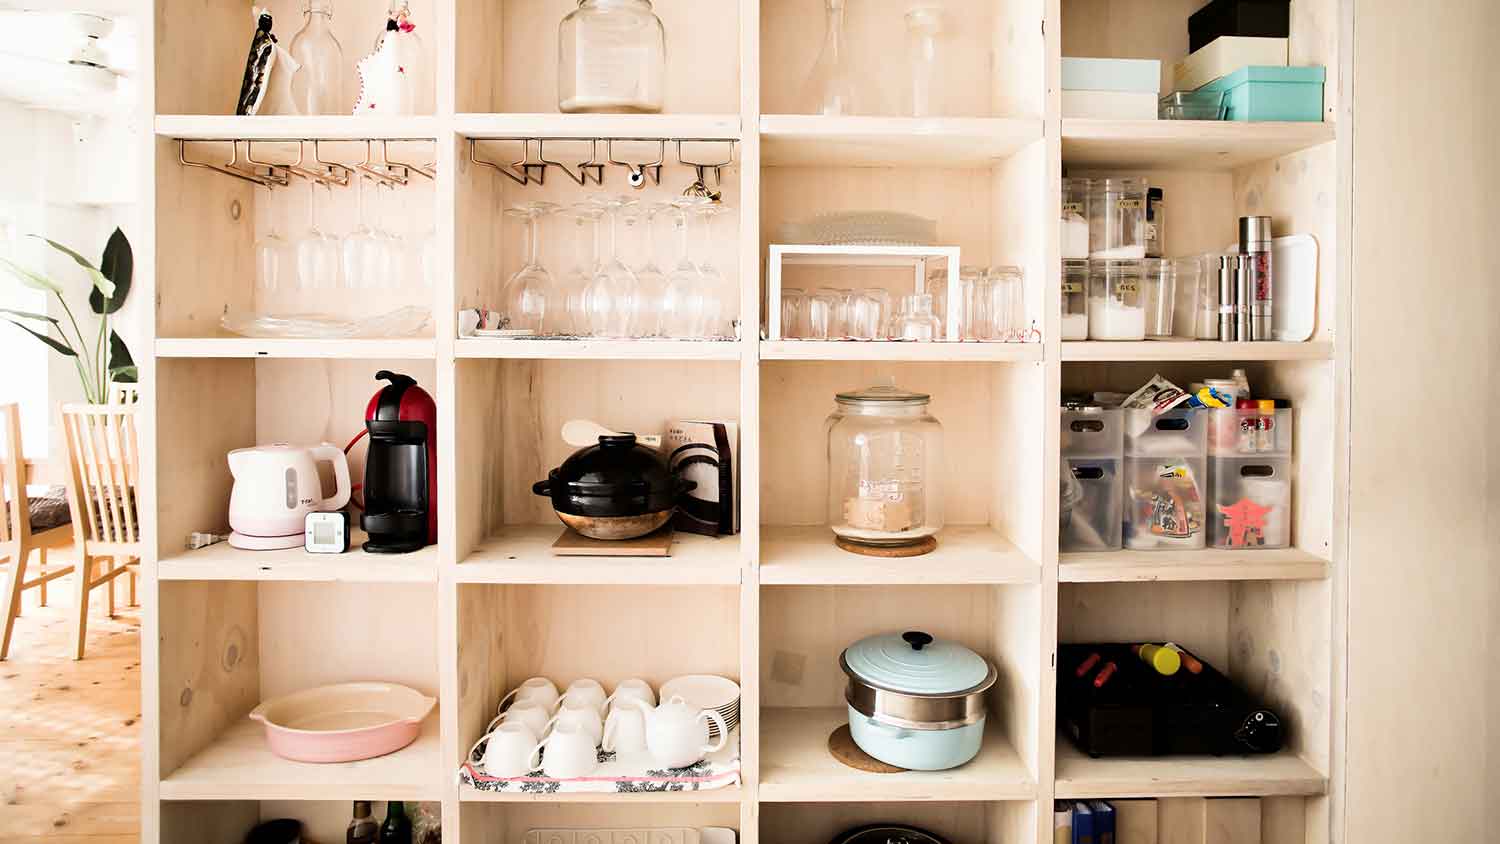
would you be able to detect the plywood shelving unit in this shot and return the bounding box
[138,0,1350,841]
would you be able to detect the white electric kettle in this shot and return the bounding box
[228,444,351,550]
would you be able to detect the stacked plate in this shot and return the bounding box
[660,675,740,740]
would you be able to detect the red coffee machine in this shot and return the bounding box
[361,370,437,553]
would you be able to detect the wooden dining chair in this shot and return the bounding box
[1,403,75,660]
[58,403,141,660]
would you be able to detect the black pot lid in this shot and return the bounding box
[831,825,950,844]
[551,434,674,495]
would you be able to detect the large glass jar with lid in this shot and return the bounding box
[826,384,944,551]
[558,0,666,114]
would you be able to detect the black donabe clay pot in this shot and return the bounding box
[533,434,695,540]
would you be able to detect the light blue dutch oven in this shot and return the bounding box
[840,630,996,771]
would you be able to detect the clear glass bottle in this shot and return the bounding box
[289,0,345,115]
[1088,177,1147,260]
[803,0,862,115]
[827,384,944,549]
[558,0,666,114]
[1062,259,1088,340]
[1088,259,1145,340]
[904,6,943,117]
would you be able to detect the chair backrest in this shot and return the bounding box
[0,403,23,544]
[109,383,139,405]
[59,403,141,550]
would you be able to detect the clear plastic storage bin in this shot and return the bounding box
[1061,409,1123,552]
[1123,408,1208,550]
[1208,408,1293,549]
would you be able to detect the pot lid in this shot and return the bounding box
[841,631,992,695]
[552,434,674,494]
[835,383,930,406]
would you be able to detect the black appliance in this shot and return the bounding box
[361,370,438,554]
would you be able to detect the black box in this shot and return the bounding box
[1189,0,1291,53]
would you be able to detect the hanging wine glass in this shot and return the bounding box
[418,226,438,288]
[500,201,560,335]
[625,202,669,337]
[581,196,640,338]
[694,201,734,338]
[374,180,406,287]
[559,203,603,337]
[296,180,341,289]
[341,175,382,289]
[254,191,293,293]
[659,196,709,338]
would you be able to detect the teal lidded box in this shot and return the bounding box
[1198,65,1325,121]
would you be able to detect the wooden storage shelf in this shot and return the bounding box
[760,525,1038,585]
[158,717,442,802]
[1053,740,1327,799]
[457,783,744,803]
[456,113,743,140]
[458,527,742,584]
[159,531,438,583]
[1061,341,1334,362]
[761,341,1043,363]
[155,115,442,140]
[1061,120,1337,170]
[1059,548,1331,583]
[759,708,1034,802]
[456,338,744,361]
[759,115,1042,167]
[154,338,437,359]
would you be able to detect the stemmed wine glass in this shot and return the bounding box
[296,180,341,289]
[500,201,560,334]
[254,188,293,293]
[560,203,603,336]
[660,196,710,338]
[374,181,407,287]
[693,200,733,338]
[342,175,383,289]
[581,196,640,338]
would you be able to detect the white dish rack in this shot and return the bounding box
[766,244,962,341]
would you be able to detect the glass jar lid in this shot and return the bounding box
[841,631,993,695]
[836,383,931,406]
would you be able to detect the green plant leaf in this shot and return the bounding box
[108,330,136,383]
[92,228,133,314]
[3,317,77,357]
[0,307,59,325]
[36,236,113,299]
[0,256,64,293]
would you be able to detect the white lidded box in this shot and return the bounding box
[1062,56,1162,120]
[1062,90,1159,120]
[1172,36,1289,92]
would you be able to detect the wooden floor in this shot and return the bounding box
[0,584,140,844]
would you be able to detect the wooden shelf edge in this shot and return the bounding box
[1061,118,1335,144]
[1061,341,1333,362]
[761,340,1044,363]
[457,112,742,139]
[457,783,744,803]
[157,114,441,140]
[454,561,744,586]
[456,338,744,361]
[1059,550,1331,583]
[155,337,438,360]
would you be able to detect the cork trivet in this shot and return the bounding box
[835,535,938,558]
[827,724,907,774]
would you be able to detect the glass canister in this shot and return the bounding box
[558,0,666,114]
[827,384,944,550]
[1088,177,1147,260]
[1143,258,1175,339]
[1088,259,1145,340]
[1061,177,1090,260]
[1062,259,1088,340]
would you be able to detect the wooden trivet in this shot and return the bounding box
[551,526,673,556]
[827,724,907,774]
[835,535,938,558]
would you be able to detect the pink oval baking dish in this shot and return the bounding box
[249,682,437,763]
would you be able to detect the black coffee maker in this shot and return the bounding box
[361,371,437,553]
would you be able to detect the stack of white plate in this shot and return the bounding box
[660,675,740,740]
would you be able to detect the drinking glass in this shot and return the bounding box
[958,265,988,340]
[254,206,292,293]
[582,196,641,338]
[624,203,667,337]
[814,287,851,338]
[659,199,708,338]
[561,203,603,336]
[863,288,893,339]
[779,287,807,338]
[847,288,889,340]
[296,181,341,290]
[693,201,731,339]
[806,289,837,339]
[892,293,941,341]
[500,201,560,334]
[987,265,1024,341]
[341,176,383,289]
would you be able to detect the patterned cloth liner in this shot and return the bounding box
[459,728,741,795]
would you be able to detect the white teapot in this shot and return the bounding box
[627,695,727,769]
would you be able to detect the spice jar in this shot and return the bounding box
[1061,177,1090,260]
[1088,177,1147,260]
[827,384,944,551]
[558,0,666,114]
[1062,259,1088,340]
[1088,259,1145,340]
[1143,258,1175,339]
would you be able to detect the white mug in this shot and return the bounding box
[529,722,598,779]
[605,677,656,715]
[603,704,647,753]
[544,697,604,746]
[487,702,550,739]
[468,721,537,778]
[499,677,560,713]
[557,678,607,714]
